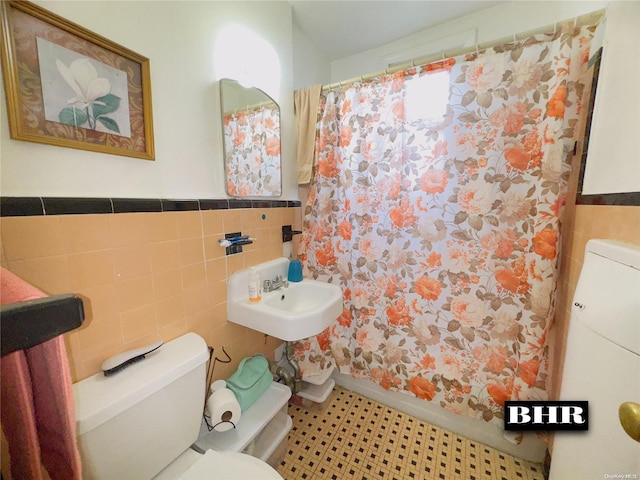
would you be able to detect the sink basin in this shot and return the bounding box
[227,258,343,341]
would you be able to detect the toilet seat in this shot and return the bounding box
[177,449,283,480]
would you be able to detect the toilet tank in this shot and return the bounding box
[73,333,210,480]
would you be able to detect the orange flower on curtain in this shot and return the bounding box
[294,22,596,430]
[224,104,281,196]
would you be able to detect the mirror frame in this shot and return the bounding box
[219,78,282,198]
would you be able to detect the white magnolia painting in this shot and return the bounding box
[37,37,131,138]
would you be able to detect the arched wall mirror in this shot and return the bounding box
[219,78,282,197]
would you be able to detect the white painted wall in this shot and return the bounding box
[330,1,608,82]
[0,1,298,199]
[292,22,331,91]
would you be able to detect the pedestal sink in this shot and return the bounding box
[227,258,343,342]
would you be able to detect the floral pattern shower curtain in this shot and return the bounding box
[224,104,281,196]
[295,23,595,427]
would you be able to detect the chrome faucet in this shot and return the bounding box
[263,275,288,293]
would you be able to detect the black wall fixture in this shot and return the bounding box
[282,225,302,242]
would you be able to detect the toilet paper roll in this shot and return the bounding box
[210,379,227,394]
[205,388,241,433]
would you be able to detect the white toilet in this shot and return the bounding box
[73,332,284,480]
[549,240,640,478]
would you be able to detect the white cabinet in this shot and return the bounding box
[582,2,640,195]
[193,382,292,465]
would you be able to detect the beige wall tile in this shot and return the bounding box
[116,275,155,312]
[109,212,154,247]
[1,207,299,380]
[144,212,178,242]
[6,256,71,294]
[113,245,153,279]
[209,302,228,329]
[68,250,116,290]
[268,225,283,246]
[181,262,206,290]
[150,241,181,272]
[221,210,243,233]
[225,252,245,274]
[121,333,162,352]
[186,310,216,343]
[60,214,112,253]
[202,210,224,236]
[207,277,227,307]
[244,249,272,267]
[76,315,123,359]
[179,237,205,266]
[159,320,188,343]
[76,358,105,381]
[153,268,182,299]
[241,208,273,230]
[1,216,66,260]
[206,257,227,284]
[76,283,120,326]
[183,285,208,316]
[120,303,157,342]
[174,211,203,239]
[155,295,186,327]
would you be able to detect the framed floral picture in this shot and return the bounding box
[0,0,154,160]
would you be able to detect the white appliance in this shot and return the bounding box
[73,332,283,480]
[550,240,640,478]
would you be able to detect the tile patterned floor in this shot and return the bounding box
[277,386,546,480]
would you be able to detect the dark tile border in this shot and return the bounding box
[113,198,162,213]
[228,199,253,209]
[199,199,229,210]
[0,196,301,217]
[0,197,45,216]
[161,199,200,212]
[42,197,113,215]
[576,192,640,206]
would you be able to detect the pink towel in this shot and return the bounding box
[0,268,82,480]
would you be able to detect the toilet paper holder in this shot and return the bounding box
[204,380,242,433]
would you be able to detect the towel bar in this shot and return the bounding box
[1,294,85,356]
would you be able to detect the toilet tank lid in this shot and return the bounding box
[585,239,640,269]
[74,333,209,435]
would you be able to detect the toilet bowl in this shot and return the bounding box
[155,448,283,480]
[73,333,283,480]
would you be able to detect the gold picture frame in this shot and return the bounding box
[0,0,154,160]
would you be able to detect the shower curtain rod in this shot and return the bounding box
[321,9,605,92]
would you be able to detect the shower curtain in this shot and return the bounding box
[294,21,596,429]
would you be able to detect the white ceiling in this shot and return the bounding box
[290,1,507,61]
